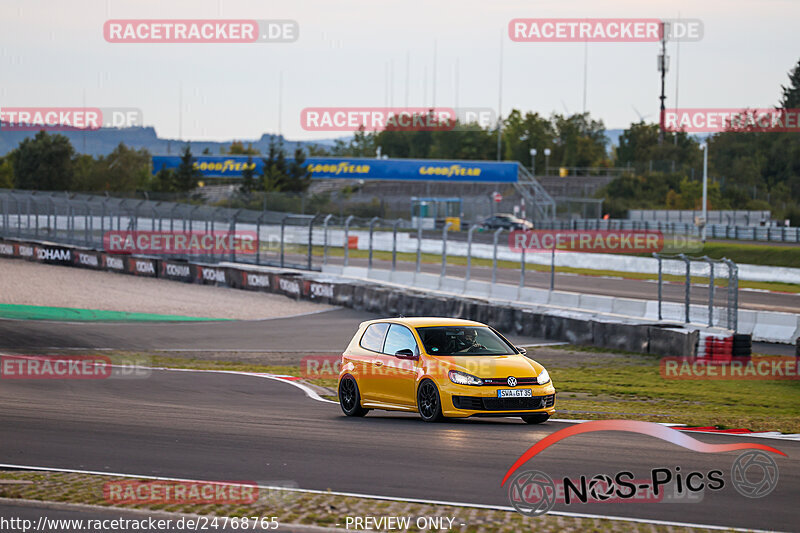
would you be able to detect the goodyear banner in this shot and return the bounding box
[151,156,518,183]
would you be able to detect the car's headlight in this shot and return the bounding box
[536,368,550,385]
[448,370,483,386]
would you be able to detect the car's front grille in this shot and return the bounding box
[452,394,555,411]
[481,377,539,386]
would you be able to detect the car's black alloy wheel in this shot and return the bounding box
[417,379,444,422]
[339,375,369,417]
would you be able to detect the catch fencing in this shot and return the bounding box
[0,189,740,331]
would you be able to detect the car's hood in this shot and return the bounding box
[428,354,544,379]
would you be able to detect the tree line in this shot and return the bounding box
[1,58,798,222]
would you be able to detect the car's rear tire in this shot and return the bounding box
[339,375,369,417]
[417,379,444,422]
[521,414,550,424]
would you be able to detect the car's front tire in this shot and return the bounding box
[521,414,550,424]
[416,379,444,422]
[339,375,369,417]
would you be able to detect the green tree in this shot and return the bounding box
[173,145,202,192]
[239,155,257,195]
[286,147,312,192]
[0,156,15,189]
[228,141,260,155]
[151,166,176,193]
[332,127,377,156]
[616,122,701,173]
[779,58,800,109]
[10,131,75,190]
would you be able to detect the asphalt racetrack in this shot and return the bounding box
[0,309,797,531]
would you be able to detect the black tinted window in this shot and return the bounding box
[360,323,389,352]
[416,326,515,356]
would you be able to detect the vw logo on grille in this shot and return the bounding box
[507,376,517,387]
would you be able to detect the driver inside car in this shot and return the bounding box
[456,328,486,353]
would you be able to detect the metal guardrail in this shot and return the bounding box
[0,189,741,331]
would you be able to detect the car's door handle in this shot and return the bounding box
[374,361,383,367]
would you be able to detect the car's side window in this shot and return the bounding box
[382,324,419,356]
[360,323,389,352]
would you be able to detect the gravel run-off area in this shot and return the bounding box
[0,259,333,320]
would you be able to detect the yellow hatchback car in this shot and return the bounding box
[337,317,556,423]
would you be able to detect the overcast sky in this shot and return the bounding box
[1,0,797,142]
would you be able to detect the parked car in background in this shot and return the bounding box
[482,214,534,231]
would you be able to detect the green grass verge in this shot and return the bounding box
[545,345,800,433]
[0,304,231,322]
[701,241,800,268]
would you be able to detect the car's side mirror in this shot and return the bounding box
[517,346,527,355]
[395,348,417,359]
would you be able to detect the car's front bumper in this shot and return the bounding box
[438,380,557,418]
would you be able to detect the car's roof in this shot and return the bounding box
[360,317,487,328]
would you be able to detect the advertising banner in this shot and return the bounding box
[151,156,519,183]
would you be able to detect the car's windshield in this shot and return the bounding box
[415,326,516,356]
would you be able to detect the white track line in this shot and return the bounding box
[0,463,779,533]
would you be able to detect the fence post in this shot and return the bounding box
[84,200,92,246]
[392,218,402,272]
[415,224,422,273]
[26,197,32,239]
[322,214,333,266]
[343,215,355,268]
[256,212,266,266]
[520,247,526,288]
[230,210,240,263]
[705,257,715,327]
[280,215,289,268]
[465,223,478,289]
[654,253,663,320]
[368,217,379,269]
[441,221,453,280]
[492,228,503,285]
[723,258,739,332]
[679,254,690,323]
[1,194,8,237]
[66,196,74,243]
[33,196,40,238]
[307,215,316,271]
[549,243,556,291]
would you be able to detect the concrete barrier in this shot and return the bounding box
[0,236,729,355]
[547,291,581,309]
[579,294,615,314]
[753,312,800,344]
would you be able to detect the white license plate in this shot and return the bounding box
[497,388,532,398]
